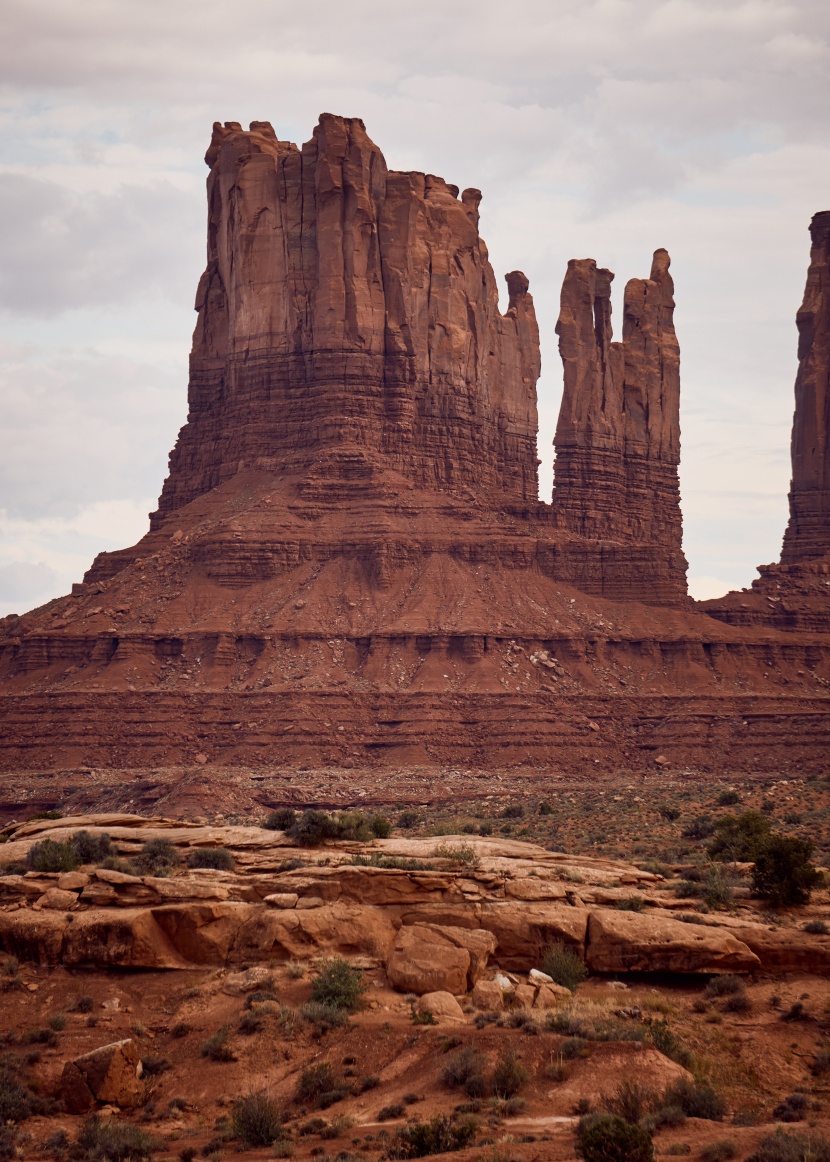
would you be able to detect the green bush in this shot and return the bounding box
[662,1079,725,1121]
[295,1063,348,1108]
[300,1001,349,1031]
[0,1065,37,1123]
[309,957,365,1012]
[441,1046,487,1097]
[432,842,479,867]
[704,975,744,998]
[492,1050,528,1098]
[186,846,234,871]
[70,830,113,864]
[576,1113,654,1162]
[0,1128,16,1162]
[397,810,419,829]
[804,919,829,935]
[681,816,715,840]
[369,813,392,838]
[541,941,588,991]
[717,791,741,807]
[603,1080,657,1124]
[752,836,820,906]
[617,897,646,912]
[701,865,735,910]
[387,1113,478,1158]
[26,838,79,873]
[263,808,297,831]
[708,811,771,862]
[648,1020,692,1068]
[76,1116,158,1160]
[773,1095,808,1123]
[746,1130,830,1162]
[231,1092,285,1147]
[134,838,180,876]
[200,1026,234,1062]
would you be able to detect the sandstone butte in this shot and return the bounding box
[0,115,828,781]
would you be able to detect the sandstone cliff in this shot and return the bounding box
[551,250,687,605]
[154,115,540,523]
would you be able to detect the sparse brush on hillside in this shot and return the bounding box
[309,957,365,1012]
[187,846,234,871]
[576,1113,654,1162]
[134,838,180,876]
[540,941,588,991]
[231,1092,286,1148]
[386,1113,479,1158]
[287,809,392,846]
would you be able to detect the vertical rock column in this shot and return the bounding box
[551,249,688,605]
[781,211,830,565]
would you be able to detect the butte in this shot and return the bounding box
[0,116,828,798]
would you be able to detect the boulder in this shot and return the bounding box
[512,983,536,1010]
[222,966,273,996]
[418,991,466,1022]
[732,927,830,974]
[533,982,571,1009]
[264,893,298,909]
[586,909,760,974]
[61,1039,143,1112]
[36,887,78,911]
[471,980,504,1011]
[478,903,589,971]
[387,925,470,995]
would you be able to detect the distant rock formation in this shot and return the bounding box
[551,250,687,605]
[782,211,830,565]
[153,115,540,525]
[701,211,830,632]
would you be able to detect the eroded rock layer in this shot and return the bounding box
[551,250,687,605]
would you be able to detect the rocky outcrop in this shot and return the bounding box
[61,1039,143,1113]
[386,923,496,994]
[552,251,688,605]
[585,910,760,974]
[154,115,540,521]
[700,212,830,632]
[782,212,830,566]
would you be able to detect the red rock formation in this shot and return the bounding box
[551,250,687,605]
[154,115,540,525]
[782,211,830,565]
[702,211,830,632]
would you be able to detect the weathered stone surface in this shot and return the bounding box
[512,982,536,1010]
[732,926,830,974]
[586,910,760,974]
[471,979,504,1010]
[386,925,471,995]
[552,250,688,606]
[477,903,590,971]
[533,982,571,1009]
[61,1039,143,1111]
[36,887,78,911]
[417,990,466,1021]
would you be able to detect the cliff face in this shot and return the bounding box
[551,250,687,605]
[781,211,830,566]
[154,115,540,524]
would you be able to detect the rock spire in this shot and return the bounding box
[781,211,830,565]
[152,114,540,526]
[551,249,688,604]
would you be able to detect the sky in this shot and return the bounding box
[0,0,828,615]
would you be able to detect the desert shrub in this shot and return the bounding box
[576,1113,654,1162]
[238,1010,263,1035]
[231,1091,285,1147]
[704,975,744,998]
[723,992,751,1014]
[603,1080,657,1124]
[700,1141,737,1162]
[708,811,771,862]
[701,865,735,910]
[781,1001,809,1022]
[752,836,820,906]
[411,1004,437,1026]
[287,808,378,846]
[746,1130,830,1162]
[369,813,393,838]
[617,897,646,912]
[358,1075,380,1092]
[28,809,63,820]
[397,810,419,829]
[479,821,493,836]
[804,919,829,935]
[648,1020,692,1068]
[70,830,114,864]
[0,1064,37,1123]
[378,1102,406,1120]
[243,986,277,1009]
[76,1116,158,1160]
[134,838,180,876]
[72,995,94,1013]
[295,1063,348,1108]
[717,791,741,807]
[675,880,701,898]
[663,1079,726,1121]
[502,805,524,819]
[682,816,716,840]
[263,808,296,831]
[492,1050,528,1098]
[186,846,234,871]
[0,1128,16,1162]
[139,1055,170,1076]
[23,1027,58,1046]
[773,1095,809,1123]
[200,1026,234,1062]
[26,838,79,873]
[300,1001,349,1032]
[545,1054,570,1082]
[432,842,480,867]
[561,1037,590,1060]
[667,1146,692,1157]
[649,1105,687,1129]
[541,941,588,991]
[48,1013,67,1031]
[170,1022,190,1038]
[351,853,431,870]
[441,1046,487,1098]
[812,1046,830,1076]
[387,1113,479,1158]
[309,957,365,1012]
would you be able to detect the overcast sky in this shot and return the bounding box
[1,0,828,615]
